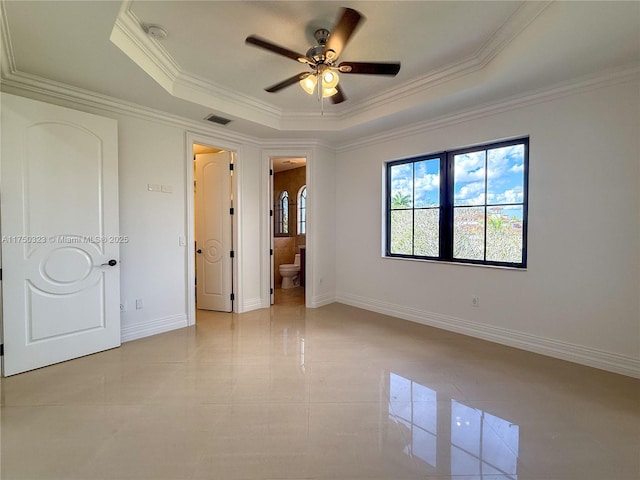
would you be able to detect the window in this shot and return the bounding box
[276,190,289,234]
[297,185,307,235]
[386,138,528,268]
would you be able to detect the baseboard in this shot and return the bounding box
[310,292,335,308]
[121,314,188,343]
[336,293,640,379]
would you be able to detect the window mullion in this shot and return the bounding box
[441,153,454,260]
[483,150,488,262]
[412,162,416,256]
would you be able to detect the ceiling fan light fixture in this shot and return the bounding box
[299,74,317,95]
[322,87,338,98]
[322,70,339,89]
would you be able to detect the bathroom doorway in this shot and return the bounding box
[271,157,306,306]
[192,143,234,313]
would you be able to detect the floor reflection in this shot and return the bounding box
[388,372,519,478]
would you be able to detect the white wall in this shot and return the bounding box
[0,86,276,342]
[115,115,189,337]
[335,78,640,377]
[308,144,337,307]
[236,144,264,311]
[0,83,341,344]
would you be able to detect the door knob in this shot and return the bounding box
[196,249,202,254]
[101,259,118,266]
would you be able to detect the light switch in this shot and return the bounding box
[148,184,161,192]
[161,184,173,193]
[179,236,186,246]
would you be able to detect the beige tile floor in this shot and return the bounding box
[1,302,639,480]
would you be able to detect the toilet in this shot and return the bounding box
[279,254,301,289]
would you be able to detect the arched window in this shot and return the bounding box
[277,191,289,234]
[297,185,307,235]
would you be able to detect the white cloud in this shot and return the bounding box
[489,186,523,204]
[456,181,485,204]
[454,152,485,183]
[415,173,439,191]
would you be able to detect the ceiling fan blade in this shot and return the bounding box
[330,84,346,104]
[324,8,363,61]
[265,72,311,93]
[338,61,401,76]
[246,35,311,63]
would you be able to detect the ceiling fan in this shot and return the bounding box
[245,7,400,104]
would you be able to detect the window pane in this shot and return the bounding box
[390,163,413,209]
[486,206,523,263]
[454,151,486,206]
[414,209,439,257]
[390,209,413,255]
[453,207,485,260]
[487,144,525,206]
[414,158,440,208]
[282,193,289,234]
[298,186,306,235]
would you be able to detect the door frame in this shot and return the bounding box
[185,132,240,325]
[262,148,312,308]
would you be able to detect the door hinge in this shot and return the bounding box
[230,207,234,215]
[270,249,273,255]
[270,288,273,294]
[0,344,4,356]
[230,250,235,258]
[270,209,273,217]
[229,163,234,171]
[0,268,2,280]
[270,169,273,176]
[230,293,235,301]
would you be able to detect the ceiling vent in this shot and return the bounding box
[205,114,232,126]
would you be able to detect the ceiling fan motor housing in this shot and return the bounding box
[307,29,333,64]
[313,28,330,46]
[306,45,326,63]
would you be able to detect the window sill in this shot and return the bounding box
[382,255,527,271]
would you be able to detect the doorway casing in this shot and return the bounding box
[262,148,313,309]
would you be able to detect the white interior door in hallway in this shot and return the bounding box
[1,93,121,376]
[194,151,232,312]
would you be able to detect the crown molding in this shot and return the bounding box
[0,0,16,76]
[336,63,640,153]
[110,0,284,129]
[0,65,332,151]
[0,68,263,148]
[109,1,180,92]
[332,2,553,122]
[109,0,553,133]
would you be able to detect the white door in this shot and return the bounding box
[195,152,232,312]
[1,93,120,376]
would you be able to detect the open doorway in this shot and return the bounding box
[192,143,234,314]
[271,157,306,306]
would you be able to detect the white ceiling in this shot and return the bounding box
[1,1,639,143]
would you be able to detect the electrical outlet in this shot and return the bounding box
[136,299,144,309]
[471,295,479,307]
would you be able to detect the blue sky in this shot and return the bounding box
[390,158,440,208]
[390,144,524,211]
[454,144,524,207]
